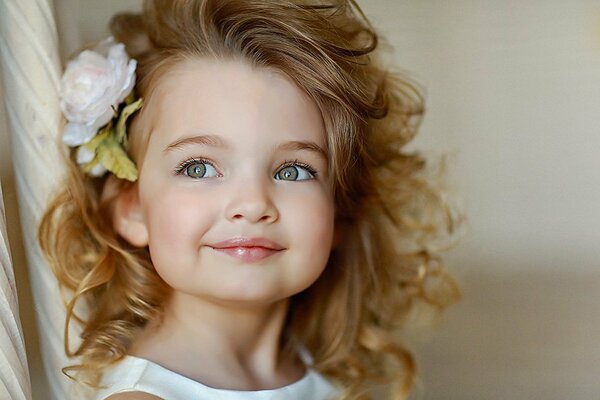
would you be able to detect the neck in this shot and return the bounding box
[170,292,291,367]
[129,291,303,389]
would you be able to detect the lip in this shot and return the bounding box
[208,237,285,263]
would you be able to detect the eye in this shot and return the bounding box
[176,159,219,179]
[274,161,317,181]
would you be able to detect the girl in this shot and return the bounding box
[39,0,462,399]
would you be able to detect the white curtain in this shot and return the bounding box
[0,0,82,399]
[0,182,31,400]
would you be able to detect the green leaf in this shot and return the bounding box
[96,136,139,182]
[115,97,143,146]
[82,158,101,174]
[124,91,136,105]
[81,124,112,154]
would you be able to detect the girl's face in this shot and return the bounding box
[123,58,335,306]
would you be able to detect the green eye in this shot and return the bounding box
[275,163,316,181]
[178,160,218,179]
[278,166,298,180]
[186,163,206,178]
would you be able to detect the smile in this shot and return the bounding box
[209,246,283,263]
[208,237,285,263]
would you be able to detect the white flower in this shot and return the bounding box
[60,37,137,146]
[75,145,107,177]
[76,145,95,164]
[88,162,108,177]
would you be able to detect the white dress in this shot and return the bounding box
[93,355,340,400]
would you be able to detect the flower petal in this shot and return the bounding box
[89,107,116,132]
[89,162,108,177]
[63,123,96,147]
[76,145,95,164]
[117,59,137,104]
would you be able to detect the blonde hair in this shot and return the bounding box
[38,1,463,398]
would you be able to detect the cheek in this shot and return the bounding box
[142,188,215,266]
[283,189,335,262]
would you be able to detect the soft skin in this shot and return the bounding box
[112,57,335,390]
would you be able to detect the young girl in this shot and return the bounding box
[39,0,461,399]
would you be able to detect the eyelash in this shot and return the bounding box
[173,158,318,178]
[174,157,214,176]
[280,159,318,178]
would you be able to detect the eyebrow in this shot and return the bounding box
[163,134,328,160]
[164,134,227,153]
[278,140,328,161]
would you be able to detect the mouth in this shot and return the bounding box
[208,237,285,263]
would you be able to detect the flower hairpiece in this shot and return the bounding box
[59,36,142,181]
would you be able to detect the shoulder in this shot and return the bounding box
[104,392,163,400]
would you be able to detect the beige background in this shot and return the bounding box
[1,0,600,399]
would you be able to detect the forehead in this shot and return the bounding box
[144,57,326,149]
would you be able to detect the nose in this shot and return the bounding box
[224,176,278,224]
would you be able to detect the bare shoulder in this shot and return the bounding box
[105,392,163,400]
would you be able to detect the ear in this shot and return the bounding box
[112,182,149,248]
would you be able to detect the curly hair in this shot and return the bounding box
[38,1,463,398]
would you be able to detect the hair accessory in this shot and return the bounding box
[59,36,142,181]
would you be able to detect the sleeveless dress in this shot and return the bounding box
[93,355,340,400]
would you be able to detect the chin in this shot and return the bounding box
[204,280,305,308]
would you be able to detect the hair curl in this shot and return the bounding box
[38,1,463,398]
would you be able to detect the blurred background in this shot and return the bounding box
[1,0,599,399]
